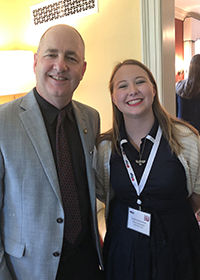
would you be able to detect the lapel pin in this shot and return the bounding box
[84,128,88,134]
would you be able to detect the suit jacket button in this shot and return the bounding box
[53,252,60,257]
[57,218,63,223]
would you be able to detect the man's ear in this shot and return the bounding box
[80,61,87,80]
[33,53,38,74]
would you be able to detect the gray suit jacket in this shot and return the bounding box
[0,90,102,279]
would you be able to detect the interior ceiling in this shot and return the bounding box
[175,0,200,15]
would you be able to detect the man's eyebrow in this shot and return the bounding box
[43,49,82,60]
[65,50,79,57]
[45,48,58,53]
[45,49,78,56]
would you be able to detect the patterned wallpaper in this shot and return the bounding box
[32,0,96,25]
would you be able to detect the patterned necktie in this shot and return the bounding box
[56,110,82,244]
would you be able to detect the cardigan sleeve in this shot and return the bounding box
[93,141,111,204]
[177,124,200,196]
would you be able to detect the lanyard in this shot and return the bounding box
[120,126,162,196]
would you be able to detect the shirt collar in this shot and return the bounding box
[146,119,159,143]
[34,88,75,125]
[120,118,159,146]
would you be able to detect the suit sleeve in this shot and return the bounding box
[0,151,13,279]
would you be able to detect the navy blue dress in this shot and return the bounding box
[103,122,200,280]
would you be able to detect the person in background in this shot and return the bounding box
[196,211,200,228]
[0,24,104,280]
[176,54,200,133]
[94,59,200,280]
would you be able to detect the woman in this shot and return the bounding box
[94,59,200,280]
[176,54,200,132]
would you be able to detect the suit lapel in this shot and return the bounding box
[72,100,95,162]
[19,91,61,201]
[72,100,96,206]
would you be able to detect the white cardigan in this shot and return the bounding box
[94,124,200,221]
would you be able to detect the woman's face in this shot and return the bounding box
[112,64,156,121]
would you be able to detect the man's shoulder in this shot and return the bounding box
[0,96,23,116]
[0,90,34,110]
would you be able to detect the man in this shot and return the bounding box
[0,24,103,279]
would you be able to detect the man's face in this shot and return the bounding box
[33,25,86,108]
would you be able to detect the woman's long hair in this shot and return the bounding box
[176,54,200,99]
[98,59,198,155]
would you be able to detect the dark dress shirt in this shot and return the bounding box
[34,89,101,279]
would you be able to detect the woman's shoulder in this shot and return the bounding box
[174,122,200,145]
[176,79,189,98]
[176,79,185,92]
[175,122,195,133]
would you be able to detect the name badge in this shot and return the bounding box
[127,207,151,236]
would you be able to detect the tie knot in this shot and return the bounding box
[57,110,66,125]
